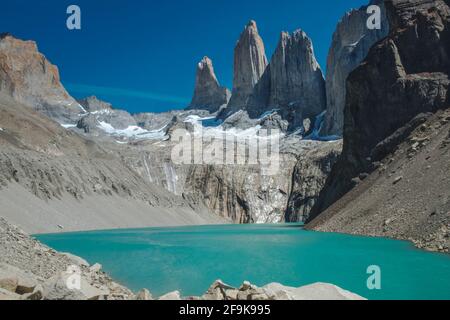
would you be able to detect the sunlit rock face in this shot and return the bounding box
[321,0,389,136]
[223,20,268,117]
[0,33,84,123]
[246,30,326,131]
[187,56,230,113]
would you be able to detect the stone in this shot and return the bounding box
[0,276,18,293]
[22,285,44,300]
[136,288,153,300]
[0,287,21,300]
[42,272,109,300]
[202,280,235,300]
[262,282,366,300]
[89,263,102,273]
[0,263,38,294]
[393,176,403,185]
[61,252,90,268]
[158,290,182,300]
[187,57,230,113]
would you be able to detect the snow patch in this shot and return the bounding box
[61,124,77,129]
[97,121,167,140]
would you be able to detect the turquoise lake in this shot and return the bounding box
[36,224,450,300]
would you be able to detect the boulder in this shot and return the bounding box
[0,288,21,300]
[136,288,153,300]
[89,263,102,273]
[158,290,182,300]
[61,252,90,268]
[0,263,38,294]
[0,276,18,293]
[202,280,236,300]
[262,282,366,300]
[42,272,109,300]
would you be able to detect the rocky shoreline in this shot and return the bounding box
[0,217,366,300]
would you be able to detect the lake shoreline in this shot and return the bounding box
[35,223,450,300]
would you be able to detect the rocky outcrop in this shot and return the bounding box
[76,96,137,134]
[199,280,365,300]
[321,0,389,136]
[246,30,326,131]
[223,21,268,116]
[78,96,112,113]
[0,217,134,300]
[285,141,342,222]
[187,57,230,113]
[0,34,84,123]
[309,0,450,223]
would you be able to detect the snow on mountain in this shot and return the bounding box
[97,121,168,140]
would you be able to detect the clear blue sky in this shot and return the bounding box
[3,0,368,113]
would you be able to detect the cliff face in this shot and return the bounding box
[321,0,389,136]
[310,0,450,221]
[223,21,268,116]
[187,57,230,113]
[0,34,84,123]
[246,30,326,130]
[285,142,341,222]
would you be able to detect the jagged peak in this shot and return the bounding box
[198,56,213,70]
[246,20,258,31]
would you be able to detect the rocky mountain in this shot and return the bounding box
[0,32,340,228]
[307,0,450,252]
[246,30,326,131]
[187,56,230,113]
[0,33,85,123]
[320,0,389,136]
[0,93,224,233]
[76,96,138,134]
[222,20,268,117]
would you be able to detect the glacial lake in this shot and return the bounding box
[36,224,450,300]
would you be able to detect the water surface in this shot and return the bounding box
[36,224,450,299]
